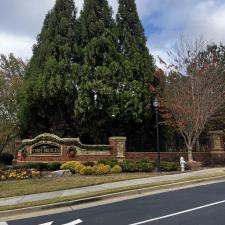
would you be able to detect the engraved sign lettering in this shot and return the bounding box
[32,144,61,155]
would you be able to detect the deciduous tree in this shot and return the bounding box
[0,53,26,153]
[155,39,225,161]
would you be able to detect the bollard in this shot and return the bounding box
[180,156,186,172]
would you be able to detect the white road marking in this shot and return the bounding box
[0,222,8,225]
[129,199,225,225]
[62,219,83,225]
[39,222,54,225]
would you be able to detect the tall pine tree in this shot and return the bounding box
[18,0,78,138]
[116,0,155,150]
[74,0,119,144]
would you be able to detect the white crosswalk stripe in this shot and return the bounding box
[38,219,83,225]
[62,219,83,225]
[0,222,8,225]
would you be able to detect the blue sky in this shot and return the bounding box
[1,0,225,65]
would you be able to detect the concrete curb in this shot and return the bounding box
[1,175,225,218]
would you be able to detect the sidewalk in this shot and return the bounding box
[1,167,225,207]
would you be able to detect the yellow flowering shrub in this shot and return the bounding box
[110,165,122,173]
[93,164,111,175]
[79,166,95,175]
[60,161,85,173]
[0,169,40,181]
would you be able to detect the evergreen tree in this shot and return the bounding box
[74,0,119,144]
[18,0,78,138]
[115,0,155,150]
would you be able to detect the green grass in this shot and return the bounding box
[0,173,154,198]
[1,172,225,212]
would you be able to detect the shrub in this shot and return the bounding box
[120,160,138,172]
[28,163,49,171]
[60,161,85,173]
[80,166,95,175]
[136,160,155,172]
[93,164,110,175]
[0,153,14,165]
[98,160,118,168]
[13,163,49,171]
[160,161,179,171]
[48,162,62,171]
[110,165,122,173]
[82,161,95,167]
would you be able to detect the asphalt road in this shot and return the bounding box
[4,181,225,225]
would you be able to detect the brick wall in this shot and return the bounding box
[126,152,225,162]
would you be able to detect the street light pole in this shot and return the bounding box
[153,97,161,172]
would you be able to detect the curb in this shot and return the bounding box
[1,175,225,218]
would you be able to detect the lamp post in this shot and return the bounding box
[153,97,161,172]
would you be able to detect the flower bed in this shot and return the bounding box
[0,159,179,181]
[0,169,40,181]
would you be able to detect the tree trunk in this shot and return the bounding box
[196,138,200,152]
[187,145,194,162]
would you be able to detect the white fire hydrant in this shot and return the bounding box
[180,156,186,172]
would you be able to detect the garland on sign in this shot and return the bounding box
[17,134,111,152]
[21,149,28,158]
[67,147,77,158]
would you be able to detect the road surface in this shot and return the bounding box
[3,181,225,225]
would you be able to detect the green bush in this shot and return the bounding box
[82,161,95,167]
[30,163,49,171]
[110,165,122,173]
[160,161,179,171]
[136,160,156,172]
[120,160,138,172]
[80,166,95,175]
[13,163,49,171]
[47,162,62,171]
[97,160,118,168]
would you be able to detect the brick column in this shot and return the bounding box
[109,137,127,160]
[208,131,224,153]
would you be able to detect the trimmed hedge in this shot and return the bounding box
[136,160,156,172]
[160,161,179,171]
[13,163,49,171]
[120,160,138,172]
[97,160,118,168]
[47,162,62,171]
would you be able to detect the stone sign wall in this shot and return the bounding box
[17,133,126,163]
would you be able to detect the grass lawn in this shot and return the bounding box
[0,173,154,198]
[1,172,225,211]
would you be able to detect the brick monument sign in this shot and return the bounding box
[17,133,126,163]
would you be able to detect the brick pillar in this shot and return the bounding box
[109,137,127,160]
[208,131,224,153]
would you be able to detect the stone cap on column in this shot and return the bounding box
[109,137,127,141]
